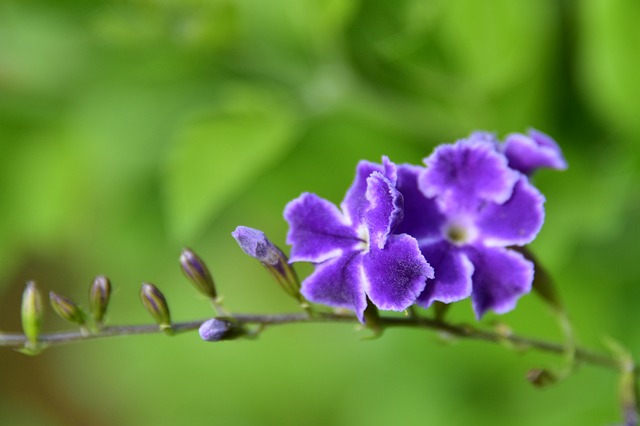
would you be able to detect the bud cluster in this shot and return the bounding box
[17,275,113,352]
[11,238,308,352]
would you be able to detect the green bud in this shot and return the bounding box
[89,275,111,325]
[140,282,172,332]
[180,248,217,299]
[21,281,44,347]
[49,292,86,326]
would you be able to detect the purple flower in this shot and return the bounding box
[395,139,546,318]
[468,129,568,176]
[284,157,434,322]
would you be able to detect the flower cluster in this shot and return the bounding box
[283,130,566,321]
[244,129,566,322]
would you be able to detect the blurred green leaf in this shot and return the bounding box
[578,0,640,137]
[91,0,239,51]
[345,0,556,133]
[163,85,300,240]
[0,4,87,96]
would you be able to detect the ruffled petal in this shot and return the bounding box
[419,141,519,212]
[341,161,383,226]
[381,155,397,185]
[465,246,534,319]
[395,164,446,242]
[363,234,433,312]
[416,241,473,307]
[364,172,403,249]
[300,253,367,321]
[468,131,500,148]
[284,193,359,263]
[504,129,568,175]
[476,178,545,247]
[341,158,397,226]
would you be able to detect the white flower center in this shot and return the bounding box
[355,225,370,253]
[443,218,477,246]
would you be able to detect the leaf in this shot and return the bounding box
[163,86,300,241]
[578,0,640,135]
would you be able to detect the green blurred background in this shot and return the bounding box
[1,0,639,424]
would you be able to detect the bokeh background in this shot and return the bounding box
[1,0,639,425]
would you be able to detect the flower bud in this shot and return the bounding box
[49,292,86,326]
[526,368,557,388]
[140,283,172,332]
[21,281,44,347]
[198,317,245,342]
[231,226,302,302]
[89,275,111,325]
[179,248,217,299]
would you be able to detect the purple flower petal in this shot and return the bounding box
[476,178,545,247]
[381,155,397,185]
[465,246,534,318]
[416,241,474,307]
[341,157,397,226]
[341,161,383,226]
[284,193,359,263]
[363,234,433,312]
[395,164,446,241]
[300,252,368,321]
[364,172,403,249]
[419,141,519,211]
[468,131,500,147]
[504,129,568,175]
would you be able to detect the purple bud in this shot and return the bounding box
[140,283,172,331]
[50,292,86,326]
[179,248,217,299]
[232,226,302,302]
[89,275,111,325]
[198,318,245,342]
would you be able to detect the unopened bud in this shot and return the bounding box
[526,368,557,388]
[232,226,302,302]
[198,317,245,342]
[180,248,217,299]
[49,292,86,326]
[140,283,171,331]
[21,281,44,347]
[89,275,111,325]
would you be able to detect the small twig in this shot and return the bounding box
[0,312,625,372]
